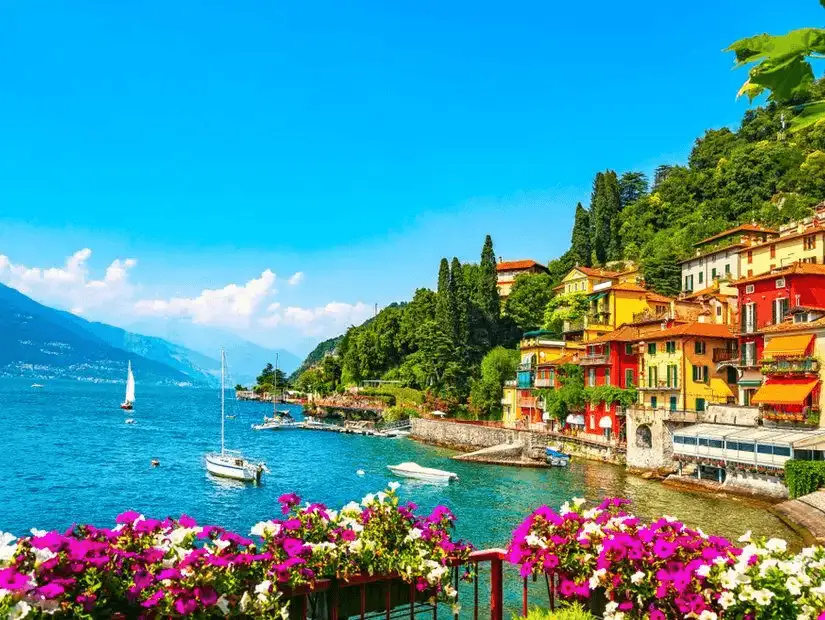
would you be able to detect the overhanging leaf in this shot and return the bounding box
[727,28,825,66]
[790,99,825,131]
[747,54,815,101]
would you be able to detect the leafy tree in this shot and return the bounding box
[504,273,555,332]
[536,364,585,423]
[641,234,683,297]
[618,171,649,208]
[234,384,246,391]
[256,363,289,390]
[547,250,576,288]
[653,164,674,189]
[688,128,742,171]
[468,347,519,419]
[570,203,591,267]
[450,257,470,353]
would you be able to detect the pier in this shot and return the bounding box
[253,418,411,437]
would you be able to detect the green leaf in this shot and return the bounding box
[748,53,815,102]
[789,99,825,130]
[726,28,825,66]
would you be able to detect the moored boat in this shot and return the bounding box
[120,361,135,410]
[387,462,458,482]
[545,447,571,467]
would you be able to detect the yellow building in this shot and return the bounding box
[637,322,737,412]
[501,383,519,425]
[740,208,825,279]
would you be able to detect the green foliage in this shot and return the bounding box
[570,203,591,268]
[468,346,519,419]
[591,171,623,264]
[234,384,245,391]
[504,273,556,332]
[381,405,419,422]
[584,385,638,408]
[476,234,501,321]
[288,336,342,382]
[518,604,594,620]
[618,171,649,208]
[256,363,289,390]
[536,363,585,422]
[360,386,424,407]
[785,459,825,498]
[543,291,590,333]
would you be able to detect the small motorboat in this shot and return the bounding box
[545,447,571,467]
[151,459,160,467]
[125,419,136,425]
[387,462,458,482]
[31,383,44,388]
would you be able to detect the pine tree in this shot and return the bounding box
[618,171,649,208]
[450,257,470,355]
[604,171,623,261]
[476,235,500,319]
[570,203,591,267]
[591,172,609,264]
[435,258,454,343]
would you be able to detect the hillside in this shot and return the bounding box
[0,284,196,385]
[288,336,342,382]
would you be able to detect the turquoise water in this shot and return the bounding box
[0,378,800,550]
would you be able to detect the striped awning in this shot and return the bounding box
[751,380,819,405]
[763,334,814,358]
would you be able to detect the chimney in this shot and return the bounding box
[498,256,503,263]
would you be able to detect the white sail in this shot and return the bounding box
[125,361,135,403]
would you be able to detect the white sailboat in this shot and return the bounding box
[205,350,266,483]
[120,361,135,410]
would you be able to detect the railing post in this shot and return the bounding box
[490,557,503,620]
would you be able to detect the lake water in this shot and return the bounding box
[0,379,799,550]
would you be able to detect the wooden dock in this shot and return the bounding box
[253,418,411,438]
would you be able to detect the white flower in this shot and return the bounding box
[255,579,272,601]
[787,577,802,596]
[766,538,788,553]
[662,515,679,523]
[698,611,717,620]
[810,580,825,596]
[630,571,645,585]
[718,591,735,609]
[583,508,601,520]
[0,532,17,564]
[605,601,619,614]
[571,497,586,509]
[213,538,231,551]
[405,527,423,543]
[559,502,571,515]
[752,589,775,606]
[738,584,754,602]
[801,546,818,559]
[388,481,400,491]
[280,604,290,620]
[240,591,252,611]
[342,501,360,513]
[29,529,46,538]
[588,568,606,590]
[695,564,711,578]
[32,547,56,565]
[524,534,541,547]
[362,493,375,506]
[216,595,230,615]
[169,526,199,547]
[8,601,31,619]
[250,521,280,538]
[738,530,752,543]
[376,492,388,503]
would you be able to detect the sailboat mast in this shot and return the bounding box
[220,349,225,456]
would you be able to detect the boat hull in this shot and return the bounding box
[120,403,133,410]
[205,453,262,483]
[387,465,457,482]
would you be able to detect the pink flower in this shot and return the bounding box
[37,583,65,599]
[116,510,142,524]
[0,568,32,592]
[178,514,197,528]
[141,590,164,608]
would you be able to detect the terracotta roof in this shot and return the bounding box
[761,317,825,334]
[496,259,546,272]
[573,266,622,278]
[641,322,735,340]
[679,243,746,264]
[537,353,577,366]
[733,262,825,286]
[695,224,777,248]
[645,291,674,303]
[737,225,825,252]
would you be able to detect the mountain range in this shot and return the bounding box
[0,283,298,387]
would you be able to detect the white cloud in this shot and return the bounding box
[267,301,372,337]
[134,270,277,328]
[0,249,137,314]
[288,271,304,286]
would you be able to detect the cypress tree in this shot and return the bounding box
[450,257,470,354]
[604,171,623,261]
[591,172,609,264]
[570,203,591,267]
[477,235,500,319]
[435,258,454,343]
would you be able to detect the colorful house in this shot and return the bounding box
[637,322,738,412]
[738,205,825,279]
[496,259,549,300]
[680,224,777,293]
[580,324,652,442]
[733,262,825,405]
[753,308,825,428]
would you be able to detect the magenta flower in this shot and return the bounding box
[115,510,142,524]
[0,568,32,592]
[142,590,164,608]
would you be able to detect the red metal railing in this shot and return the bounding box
[277,548,550,620]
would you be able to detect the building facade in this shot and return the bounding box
[495,259,549,300]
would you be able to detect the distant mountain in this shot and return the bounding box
[289,335,342,381]
[58,314,221,387]
[0,284,198,385]
[125,319,300,386]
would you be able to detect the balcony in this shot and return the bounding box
[520,396,538,409]
[579,354,609,365]
[504,380,516,388]
[534,378,553,387]
[637,381,680,391]
[739,356,758,368]
[760,357,820,375]
[517,362,534,372]
[633,308,671,323]
[740,321,757,335]
[712,348,739,363]
[762,407,821,428]
[586,311,612,326]
[562,318,585,333]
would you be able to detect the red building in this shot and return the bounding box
[734,262,825,405]
[580,325,647,442]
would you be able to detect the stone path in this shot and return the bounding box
[774,490,825,544]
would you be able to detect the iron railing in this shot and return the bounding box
[712,348,738,363]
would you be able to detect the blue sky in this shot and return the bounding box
[0,0,821,355]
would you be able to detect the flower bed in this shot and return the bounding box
[508,497,825,619]
[0,485,471,618]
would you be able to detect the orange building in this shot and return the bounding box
[496,259,549,300]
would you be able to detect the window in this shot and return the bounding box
[604,368,611,386]
[726,441,739,451]
[773,298,789,324]
[692,365,710,383]
[711,268,717,279]
[648,365,658,387]
[636,425,652,448]
[803,257,818,264]
[708,439,724,449]
[625,343,633,355]
[716,305,722,317]
[698,438,709,446]
[549,368,555,386]
[624,369,634,387]
[679,435,697,446]
[725,263,731,275]
[666,341,676,353]
[696,398,706,412]
[742,303,756,334]
[669,396,677,410]
[757,444,773,455]
[666,365,679,388]
[588,368,596,387]
[743,341,756,366]
[747,250,753,264]
[737,441,755,452]
[698,271,704,284]
[604,343,610,356]
[776,278,786,288]
[650,396,658,409]
[770,244,776,258]
[774,446,791,457]
[804,234,816,251]
[684,275,693,292]
[648,342,657,355]
[695,341,706,354]
[745,284,755,294]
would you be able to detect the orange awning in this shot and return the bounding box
[763,334,814,358]
[751,380,819,405]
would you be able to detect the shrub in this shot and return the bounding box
[382,405,418,422]
[519,603,594,619]
[785,459,825,498]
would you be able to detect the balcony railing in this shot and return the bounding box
[637,381,679,391]
[586,311,612,326]
[760,357,820,375]
[534,378,553,387]
[504,380,516,387]
[562,318,585,333]
[520,396,538,408]
[633,308,671,323]
[762,407,821,428]
[517,362,534,372]
[579,354,608,365]
[739,356,758,368]
[712,348,739,363]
